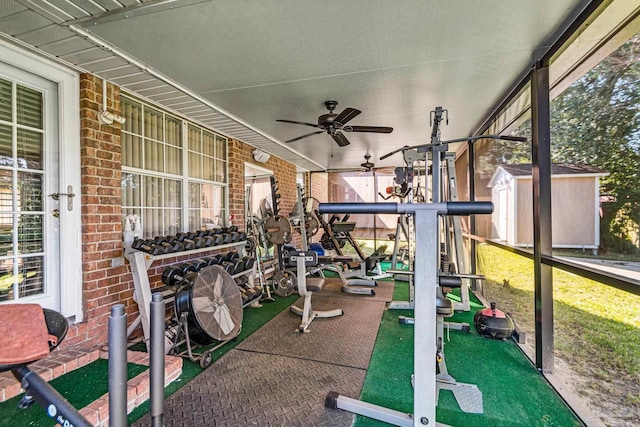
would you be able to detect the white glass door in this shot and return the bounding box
[0,61,60,310]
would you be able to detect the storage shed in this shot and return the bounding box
[488,164,608,251]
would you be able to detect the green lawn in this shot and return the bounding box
[476,244,640,417]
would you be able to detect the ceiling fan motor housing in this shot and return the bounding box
[318,113,337,126]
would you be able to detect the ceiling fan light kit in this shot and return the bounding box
[277,100,393,147]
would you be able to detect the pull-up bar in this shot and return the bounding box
[319,201,492,216]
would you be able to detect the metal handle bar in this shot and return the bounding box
[319,201,493,216]
[379,134,527,160]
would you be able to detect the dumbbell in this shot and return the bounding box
[235,276,250,289]
[219,233,232,245]
[229,232,240,242]
[188,258,209,272]
[245,287,261,302]
[199,256,218,266]
[241,256,255,271]
[150,236,168,245]
[157,238,188,254]
[181,238,196,251]
[220,261,237,275]
[190,237,207,249]
[230,260,245,274]
[227,225,239,233]
[162,263,197,287]
[158,238,185,252]
[209,234,223,246]
[187,230,205,240]
[174,232,190,242]
[225,251,240,262]
[237,232,247,241]
[211,254,226,265]
[201,235,216,247]
[131,239,163,256]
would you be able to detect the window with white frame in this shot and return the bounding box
[121,97,227,238]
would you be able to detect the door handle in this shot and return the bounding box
[49,185,75,211]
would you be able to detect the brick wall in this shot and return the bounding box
[62,74,303,349]
[310,172,329,202]
[65,74,127,348]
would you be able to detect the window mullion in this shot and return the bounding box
[181,120,189,233]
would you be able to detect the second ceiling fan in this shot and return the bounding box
[277,100,393,147]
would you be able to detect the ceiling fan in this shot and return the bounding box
[276,100,393,147]
[360,154,375,172]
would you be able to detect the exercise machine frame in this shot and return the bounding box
[320,201,491,427]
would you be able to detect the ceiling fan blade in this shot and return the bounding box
[285,130,324,143]
[332,131,350,147]
[334,108,361,125]
[345,125,393,133]
[276,119,320,128]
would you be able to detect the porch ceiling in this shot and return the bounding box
[2,0,592,171]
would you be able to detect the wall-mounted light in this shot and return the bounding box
[253,149,270,163]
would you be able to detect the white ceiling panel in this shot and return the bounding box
[2,0,595,171]
[82,0,589,169]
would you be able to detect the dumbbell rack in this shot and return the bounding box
[124,240,256,351]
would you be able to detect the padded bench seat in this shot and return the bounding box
[306,277,326,292]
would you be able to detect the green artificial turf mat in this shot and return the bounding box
[0,359,147,427]
[127,293,299,423]
[354,283,582,427]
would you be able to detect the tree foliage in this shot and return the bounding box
[552,34,640,252]
[491,33,640,252]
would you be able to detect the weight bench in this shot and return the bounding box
[0,304,92,427]
[289,251,343,333]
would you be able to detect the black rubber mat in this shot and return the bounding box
[132,350,365,427]
[237,295,386,369]
[318,277,395,302]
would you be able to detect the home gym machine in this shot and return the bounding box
[313,207,390,295]
[381,107,477,313]
[245,187,275,302]
[321,200,492,427]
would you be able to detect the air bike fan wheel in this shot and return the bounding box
[174,265,243,365]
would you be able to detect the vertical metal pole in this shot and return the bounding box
[412,209,437,426]
[531,62,554,373]
[468,142,478,292]
[150,292,165,427]
[108,304,128,427]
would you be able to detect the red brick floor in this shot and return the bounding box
[0,345,182,426]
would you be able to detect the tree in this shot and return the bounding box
[490,33,640,252]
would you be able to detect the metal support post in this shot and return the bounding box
[412,208,438,426]
[444,153,470,311]
[150,293,165,427]
[468,142,478,292]
[125,249,154,349]
[532,62,554,373]
[108,304,128,427]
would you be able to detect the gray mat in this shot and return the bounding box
[238,295,386,369]
[133,350,365,427]
[318,277,395,302]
